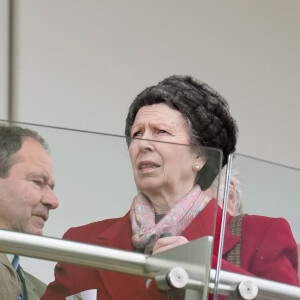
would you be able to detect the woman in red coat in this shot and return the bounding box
[42,75,299,300]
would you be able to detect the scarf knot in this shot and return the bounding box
[130,185,211,254]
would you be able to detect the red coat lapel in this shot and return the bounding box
[182,199,217,240]
[222,213,240,255]
[88,213,151,299]
[181,199,240,256]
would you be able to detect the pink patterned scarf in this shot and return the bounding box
[130,184,212,254]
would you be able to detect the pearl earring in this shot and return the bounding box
[194,164,201,171]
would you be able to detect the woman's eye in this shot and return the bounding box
[158,129,168,134]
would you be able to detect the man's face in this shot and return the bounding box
[0,137,58,235]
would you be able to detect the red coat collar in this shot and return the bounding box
[181,199,240,256]
[88,199,240,299]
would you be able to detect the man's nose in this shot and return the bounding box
[41,186,59,209]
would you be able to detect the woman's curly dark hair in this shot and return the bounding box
[125,75,238,189]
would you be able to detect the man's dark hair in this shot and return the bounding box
[125,75,238,189]
[0,124,48,178]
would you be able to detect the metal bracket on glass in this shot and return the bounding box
[146,236,213,300]
[155,267,189,290]
[237,280,259,299]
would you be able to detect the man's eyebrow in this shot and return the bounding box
[28,172,55,190]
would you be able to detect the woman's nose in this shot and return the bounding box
[137,134,155,152]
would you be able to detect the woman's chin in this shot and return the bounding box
[136,181,163,195]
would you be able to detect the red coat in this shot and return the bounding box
[42,200,299,300]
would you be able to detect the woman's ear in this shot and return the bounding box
[192,156,206,172]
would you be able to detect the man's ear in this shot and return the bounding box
[227,180,237,215]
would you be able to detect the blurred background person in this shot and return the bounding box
[42,75,298,300]
[205,167,242,216]
[0,125,59,300]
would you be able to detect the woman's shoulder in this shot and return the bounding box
[237,214,299,286]
[243,214,291,228]
[241,214,295,242]
[62,211,131,241]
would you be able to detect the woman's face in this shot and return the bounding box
[129,103,201,200]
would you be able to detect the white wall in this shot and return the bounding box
[12,0,300,168]
[1,0,300,286]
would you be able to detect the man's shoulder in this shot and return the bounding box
[0,253,10,265]
[24,270,47,298]
[63,212,131,242]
